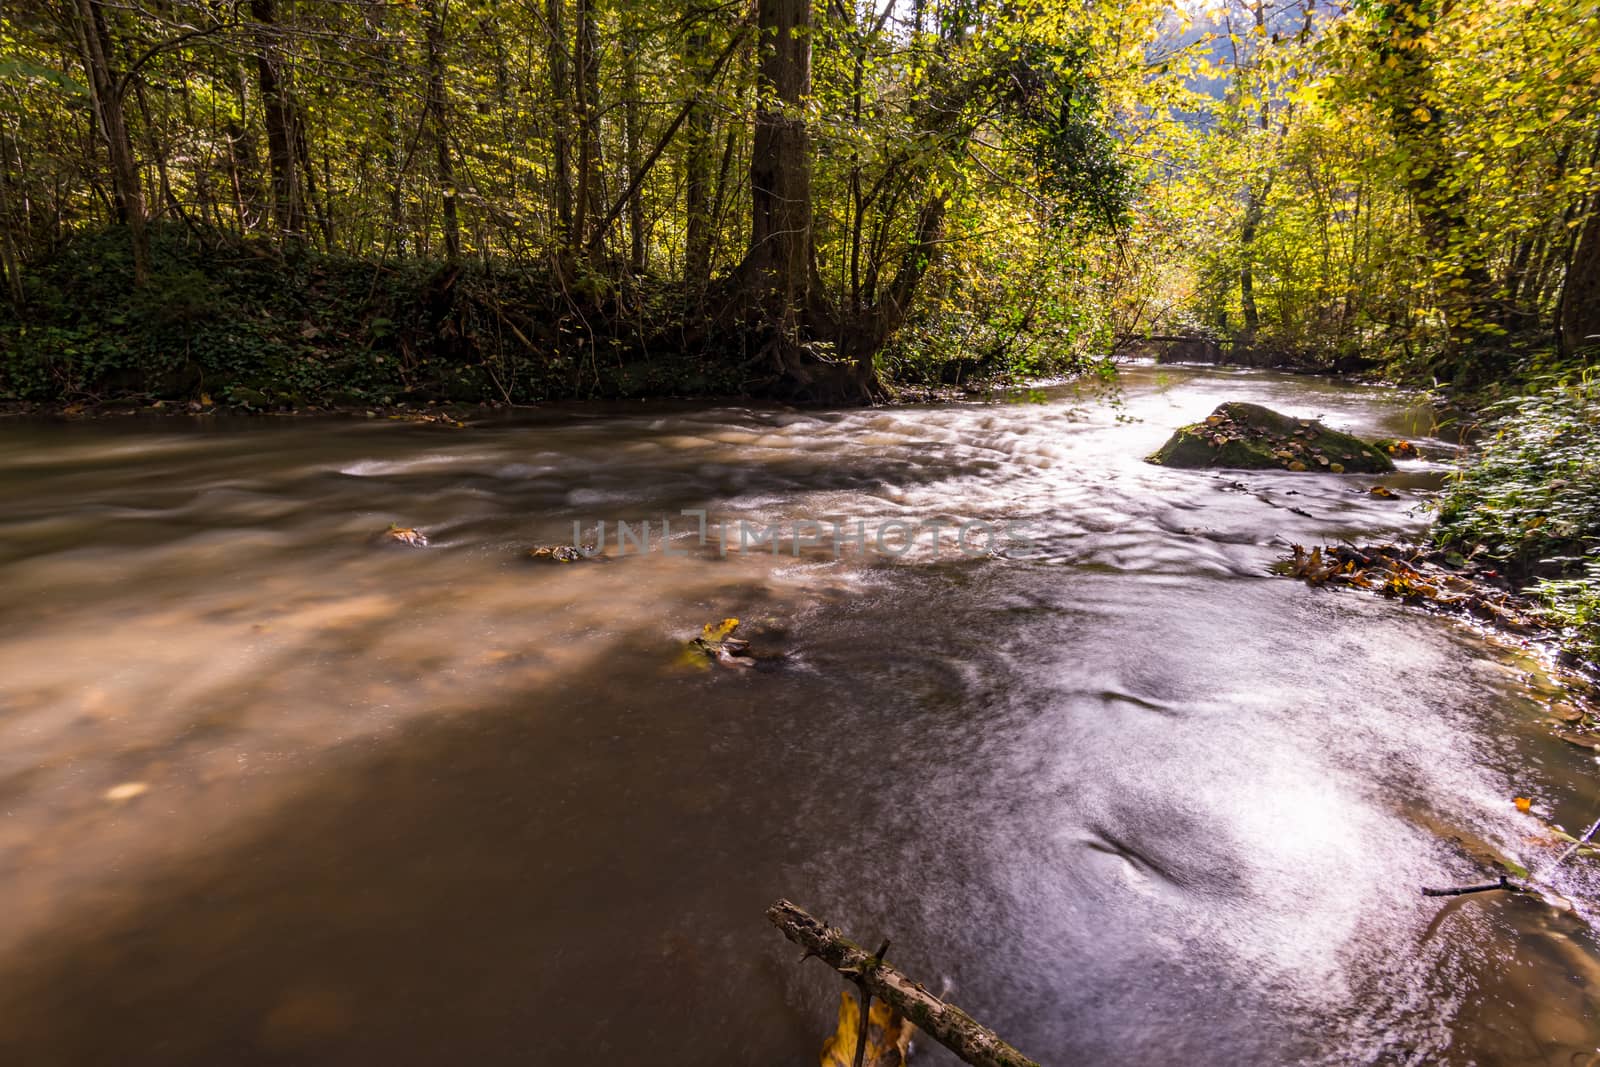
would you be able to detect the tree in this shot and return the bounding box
[72,0,150,283]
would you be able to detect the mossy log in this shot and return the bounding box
[766,899,1041,1067]
[1147,402,1395,473]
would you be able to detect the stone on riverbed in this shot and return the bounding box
[1147,402,1395,473]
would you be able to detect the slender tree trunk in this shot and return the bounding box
[571,0,601,255]
[1239,195,1262,335]
[683,24,713,288]
[424,0,459,262]
[73,0,149,284]
[297,116,332,248]
[0,168,24,309]
[365,0,406,256]
[623,24,645,273]
[251,0,307,243]
[0,125,27,308]
[546,0,573,246]
[1236,1,1268,343]
[229,63,263,233]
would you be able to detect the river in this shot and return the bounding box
[0,364,1596,1065]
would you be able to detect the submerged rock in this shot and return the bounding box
[1147,402,1395,473]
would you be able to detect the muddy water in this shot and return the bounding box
[0,365,1596,1065]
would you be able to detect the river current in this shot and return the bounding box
[0,365,1596,1065]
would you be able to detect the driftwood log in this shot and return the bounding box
[767,899,1042,1067]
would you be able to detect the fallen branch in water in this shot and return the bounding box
[1539,814,1600,879]
[767,899,1041,1067]
[1422,876,1526,897]
[1423,814,1600,898]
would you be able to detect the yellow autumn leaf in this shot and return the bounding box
[1514,796,1532,812]
[819,991,912,1067]
[701,617,740,642]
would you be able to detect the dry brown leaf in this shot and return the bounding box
[380,524,429,547]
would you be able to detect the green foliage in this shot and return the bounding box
[1435,375,1600,570]
[1534,560,1600,668]
[884,217,1113,384]
[1121,0,1600,380]
[0,227,740,405]
[1433,372,1600,663]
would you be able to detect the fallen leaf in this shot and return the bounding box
[820,990,913,1067]
[379,524,428,547]
[702,618,740,642]
[686,618,758,669]
[529,544,590,563]
[1515,796,1532,812]
[1369,486,1399,499]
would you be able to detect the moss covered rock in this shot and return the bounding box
[1148,402,1395,473]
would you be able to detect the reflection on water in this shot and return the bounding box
[0,365,1596,1065]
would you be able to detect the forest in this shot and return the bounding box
[1,0,1592,403]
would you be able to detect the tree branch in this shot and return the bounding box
[766,899,1041,1067]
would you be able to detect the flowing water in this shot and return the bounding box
[1,365,1597,1065]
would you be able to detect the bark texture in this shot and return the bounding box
[1560,196,1600,355]
[766,899,1042,1067]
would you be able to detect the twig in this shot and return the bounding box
[1535,814,1600,879]
[1423,812,1600,897]
[851,938,891,1067]
[1422,876,1526,897]
[767,899,1040,1067]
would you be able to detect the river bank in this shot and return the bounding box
[0,229,1094,411]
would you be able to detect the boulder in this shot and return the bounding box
[1148,402,1395,473]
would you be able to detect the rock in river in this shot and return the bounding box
[1147,402,1395,473]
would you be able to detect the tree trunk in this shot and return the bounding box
[739,0,875,400]
[1371,0,1496,384]
[571,0,601,254]
[73,0,149,285]
[623,25,645,273]
[251,0,307,243]
[745,0,813,313]
[1560,195,1600,355]
[1236,2,1268,345]
[0,127,27,308]
[1239,195,1262,335]
[424,0,459,262]
[546,0,574,245]
[365,0,406,256]
[683,25,713,288]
